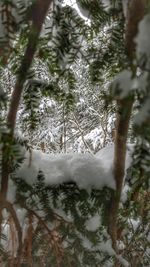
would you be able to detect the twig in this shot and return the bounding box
[71,114,94,154]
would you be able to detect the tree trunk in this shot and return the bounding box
[0,1,53,265]
[108,0,147,260]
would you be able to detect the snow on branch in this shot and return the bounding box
[135,14,150,64]
[15,144,133,191]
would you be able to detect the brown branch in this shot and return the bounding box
[0,2,53,265]
[1,0,53,201]
[108,98,133,252]
[125,0,147,60]
[7,0,53,131]
[108,0,147,258]
[0,200,22,266]
[24,208,64,267]
[71,114,94,154]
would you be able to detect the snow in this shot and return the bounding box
[82,233,129,267]
[101,0,111,11]
[138,71,148,92]
[76,1,90,19]
[82,237,93,250]
[96,145,115,167]
[99,237,129,267]
[15,148,116,190]
[135,14,150,65]
[16,208,27,226]
[122,0,128,18]
[117,240,125,251]
[96,144,133,179]
[82,233,114,255]
[98,239,115,256]
[15,143,133,192]
[64,0,90,23]
[112,70,135,98]
[85,213,101,231]
[121,184,130,203]
[83,127,105,151]
[7,179,17,203]
[133,71,150,125]
[134,97,150,125]
[116,255,129,267]
[129,218,140,231]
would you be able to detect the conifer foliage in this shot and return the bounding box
[0,0,150,266]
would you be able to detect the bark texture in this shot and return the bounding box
[125,0,147,59]
[0,2,53,265]
[108,0,147,261]
[1,0,53,201]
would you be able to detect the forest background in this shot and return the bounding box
[0,0,150,266]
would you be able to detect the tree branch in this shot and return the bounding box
[108,0,147,257]
[1,0,53,201]
[0,200,22,266]
[0,2,53,262]
[7,0,53,131]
